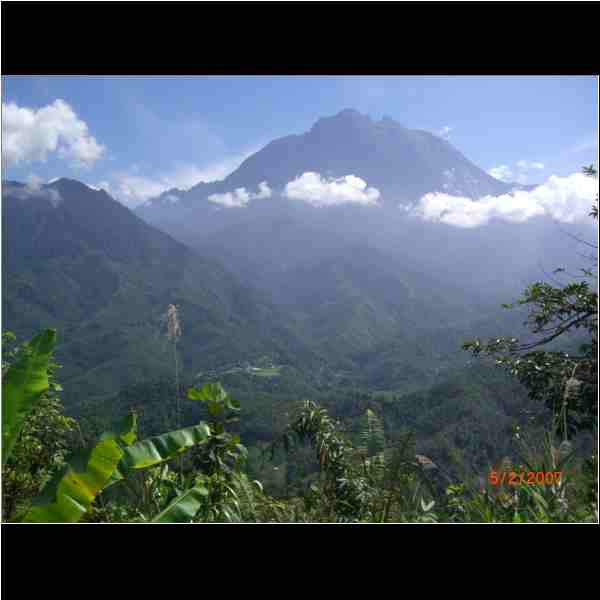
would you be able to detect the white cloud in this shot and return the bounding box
[91,180,112,194]
[208,188,250,208]
[3,179,63,207]
[1,99,104,168]
[106,147,262,208]
[406,172,598,228]
[284,172,380,207]
[207,182,271,208]
[255,181,272,199]
[116,174,167,205]
[517,160,545,170]
[87,181,120,195]
[439,125,453,139]
[489,160,546,185]
[488,165,513,182]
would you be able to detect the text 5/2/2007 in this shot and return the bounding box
[487,470,575,486]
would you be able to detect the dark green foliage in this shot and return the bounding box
[2,329,59,465]
[1,179,317,411]
[76,383,258,523]
[2,393,76,521]
[2,331,77,521]
[271,400,369,521]
[463,168,597,437]
[4,334,596,522]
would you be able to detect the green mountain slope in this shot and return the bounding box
[2,179,315,408]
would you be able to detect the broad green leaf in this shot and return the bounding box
[152,484,208,523]
[120,423,211,471]
[23,414,137,522]
[187,383,233,417]
[187,382,227,403]
[24,439,124,522]
[95,413,139,488]
[2,329,56,466]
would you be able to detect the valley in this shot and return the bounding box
[2,93,597,523]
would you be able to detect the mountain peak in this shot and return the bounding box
[311,108,373,131]
[331,108,373,124]
[378,114,405,129]
[336,108,366,119]
[46,177,79,186]
[46,177,100,195]
[139,106,512,214]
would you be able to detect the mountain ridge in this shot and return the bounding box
[1,178,319,407]
[136,108,512,220]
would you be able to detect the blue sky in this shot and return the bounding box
[2,75,597,207]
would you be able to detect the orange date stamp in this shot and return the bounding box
[488,470,574,486]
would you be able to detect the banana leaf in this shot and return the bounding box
[152,483,209,523]
[187,383,239,416]
[187,382,228,402]
[2,329,56,466]
[23,439,124,522]
[103,422,212,492]
[23,414,137,523]
[120,423,211,471]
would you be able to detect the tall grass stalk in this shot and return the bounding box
[166,304,182,475]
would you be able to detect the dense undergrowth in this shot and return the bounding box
[1,324,596,523]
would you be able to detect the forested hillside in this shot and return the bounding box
[1,178,318,406]
[1,101,597,523]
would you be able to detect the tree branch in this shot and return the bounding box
[518,311,596,351]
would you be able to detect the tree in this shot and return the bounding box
[463,165,598,437]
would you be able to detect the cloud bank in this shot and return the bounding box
[207,181,272,208]
[3,178,63,207]
[284,172,380,207]
[107,147,262,207]
[116,174,167,205]
[2,99,104,168]
[487,165,514,182]
[488,159,546,184]
[407,172,597,228]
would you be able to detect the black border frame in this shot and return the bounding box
[1,1,599,75]
[1,0,598,586]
